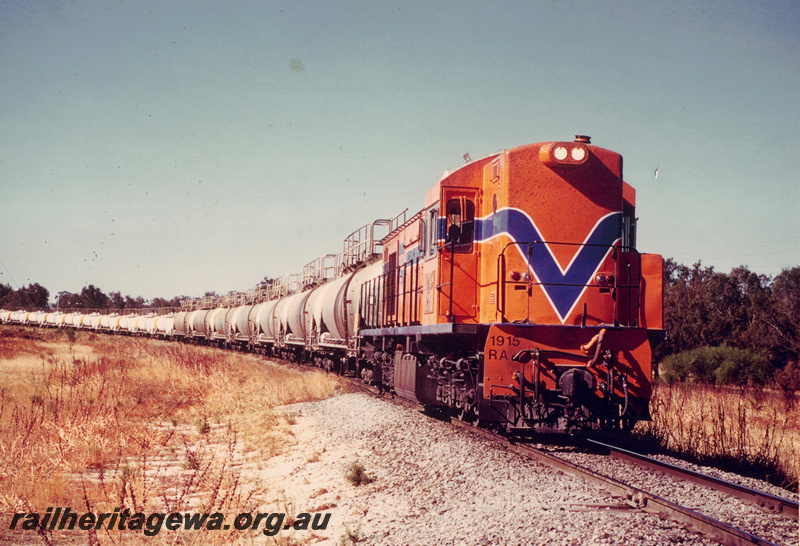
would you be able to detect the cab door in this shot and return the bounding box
[438,188,479,321]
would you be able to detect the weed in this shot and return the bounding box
[307,448,324,463]
[344,462,375,486]
[339,522,361,545]
[197,415,211,434]
[0,324,350,517]
[637,382,798,491]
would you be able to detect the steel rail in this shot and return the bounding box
[449,419,778,546]
[584,438,799,519]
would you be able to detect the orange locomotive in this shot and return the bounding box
[360,136,664,432]
[5,136,664,434]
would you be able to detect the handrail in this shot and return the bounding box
[496,240,642,326]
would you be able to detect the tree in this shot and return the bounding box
[0,283,50,309]
[769,267,800,367]
[124,295,146,309]
[79,285,110,309]
[108,291,126,310]
[57,290,83,309]
[656,260,799,382]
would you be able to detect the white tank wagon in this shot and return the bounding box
[281,290,312,345]
[271,297,292,341]
[298,261,383,350]
[44,312,63,327]
[30,311,46,326]
[187,309,210,340]
[226,304,254,346]
[62,313,79,327]
[111,314,133,332]
[144,315,159,335]
[88,314,102,330]
[306,284,330,344]
[134,314,154,335]
[79,313,95,329]
[117,314,131,332]
[206,307,228,342]
[223,307,237,340]
[0,310,12,323]
[172,311,189,337]
[249,299,280,350]
[338,261,383,340]
[262,299,283,340]
[128,314,147,335]
[246,304,259,342]
[99,314,119,331]
[125,315,139,334]
[8,311,26,324]
[153,315,175,338]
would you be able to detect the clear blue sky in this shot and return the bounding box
[1,1,798,301]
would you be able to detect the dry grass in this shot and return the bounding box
[636,381,799,492]
[0,325,351,544]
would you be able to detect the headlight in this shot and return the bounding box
[540,142,590,167]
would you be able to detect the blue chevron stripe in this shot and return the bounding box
[436,208,620,321]
[437,208,621,321]
[479,208,621,320]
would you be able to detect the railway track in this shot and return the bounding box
[444,417,796,546]
[583,438,799,520]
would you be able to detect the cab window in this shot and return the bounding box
[445,198,475,253]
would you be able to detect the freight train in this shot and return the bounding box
[2,136,665,434]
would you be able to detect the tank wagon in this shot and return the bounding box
[1,136,664,434]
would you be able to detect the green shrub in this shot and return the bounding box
[660,345,775,386]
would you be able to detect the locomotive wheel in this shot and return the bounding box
[457,406,479,426]
[457,399,480,426]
